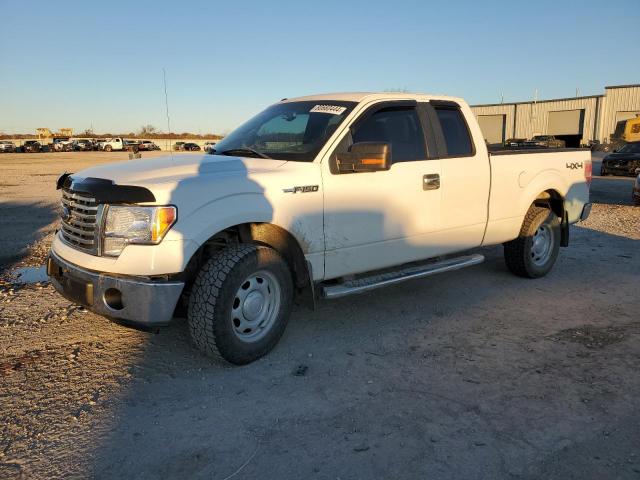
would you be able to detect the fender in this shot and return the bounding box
[175,193,323,278]
[518,168,570,219]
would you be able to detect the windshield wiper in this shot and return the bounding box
[216,148,271,159]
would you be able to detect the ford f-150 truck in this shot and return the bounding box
[48,92,592,364]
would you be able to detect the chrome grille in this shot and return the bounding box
[60,189,101,254]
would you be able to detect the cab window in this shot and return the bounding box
[434,107,474,156]
[352,107,426,162]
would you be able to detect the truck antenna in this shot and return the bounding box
[163,68,173,157]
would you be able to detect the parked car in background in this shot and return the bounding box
[633,172,640,206]
[504,138,526,148]
[0,141,16,153]
[600,141,640,177]
[52,138,74,152]
[524,135,566,149]
[588,140,613,152]
[124,140,141,152]
[204,141,217,152]
[99,138,126,152]
[138,140,160,151]
[173,141,186,151]
[22,140,42,153]
[73,139,94,151]
[182,142,201,151]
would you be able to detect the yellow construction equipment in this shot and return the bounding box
[36,128,73,142]
[612,115,640,144]
[623,116,640,142]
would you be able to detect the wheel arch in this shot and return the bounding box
[183,222,311,290]
[533,188,569,247]
[534,188,565,219]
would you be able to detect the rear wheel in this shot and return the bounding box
[504,206,561,278]
[187,244,294,365]
[104,145,112,152]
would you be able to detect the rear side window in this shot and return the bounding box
[435,108,473,156]
[352,107,426,162]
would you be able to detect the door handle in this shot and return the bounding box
[423,174,440,190]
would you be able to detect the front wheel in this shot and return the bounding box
[503,206,561,278]
[187,244,294,365]
[104,145,112,152]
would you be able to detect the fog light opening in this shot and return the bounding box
[104,288,124,311]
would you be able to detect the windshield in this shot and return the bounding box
[213,100,357,161]
[618,142,640,154]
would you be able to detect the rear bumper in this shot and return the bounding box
[47,250,184,326]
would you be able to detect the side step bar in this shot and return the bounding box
[320,254,484,299]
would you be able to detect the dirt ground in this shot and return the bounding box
[0,151,639,479]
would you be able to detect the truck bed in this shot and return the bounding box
[482,147,591,246]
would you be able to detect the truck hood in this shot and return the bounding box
[74,154,288,189]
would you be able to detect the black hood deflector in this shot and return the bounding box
[56,173,156,203]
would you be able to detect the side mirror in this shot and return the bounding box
[335,142,391,173]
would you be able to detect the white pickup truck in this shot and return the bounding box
[97,137,125,152]
[48,92,592,364]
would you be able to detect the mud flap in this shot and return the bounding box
[560,212,570,247]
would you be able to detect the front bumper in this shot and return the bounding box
[47,250,184,326]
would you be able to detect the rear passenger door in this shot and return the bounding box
[426,101,490,249]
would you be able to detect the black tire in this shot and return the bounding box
[600,167,607,176]
[503,206,561,278]
[104,145,112,152]
[187,244,294,365]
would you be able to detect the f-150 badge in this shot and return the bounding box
[283,185,319,194]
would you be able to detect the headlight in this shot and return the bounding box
[102,205,176,257]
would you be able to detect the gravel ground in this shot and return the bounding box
[0,152,639,479]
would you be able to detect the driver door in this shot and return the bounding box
[322,101,444,279]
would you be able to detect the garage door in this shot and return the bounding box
[547,110,584,135]
[477,115,505,145]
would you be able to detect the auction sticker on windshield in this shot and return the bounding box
[310,105,347,115]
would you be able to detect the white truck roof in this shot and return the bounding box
[282,92,466,104]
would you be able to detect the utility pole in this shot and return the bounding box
[530,89,538,137]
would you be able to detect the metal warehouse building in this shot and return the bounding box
[471,84,640,147]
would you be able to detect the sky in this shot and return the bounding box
[0,0,638,135]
